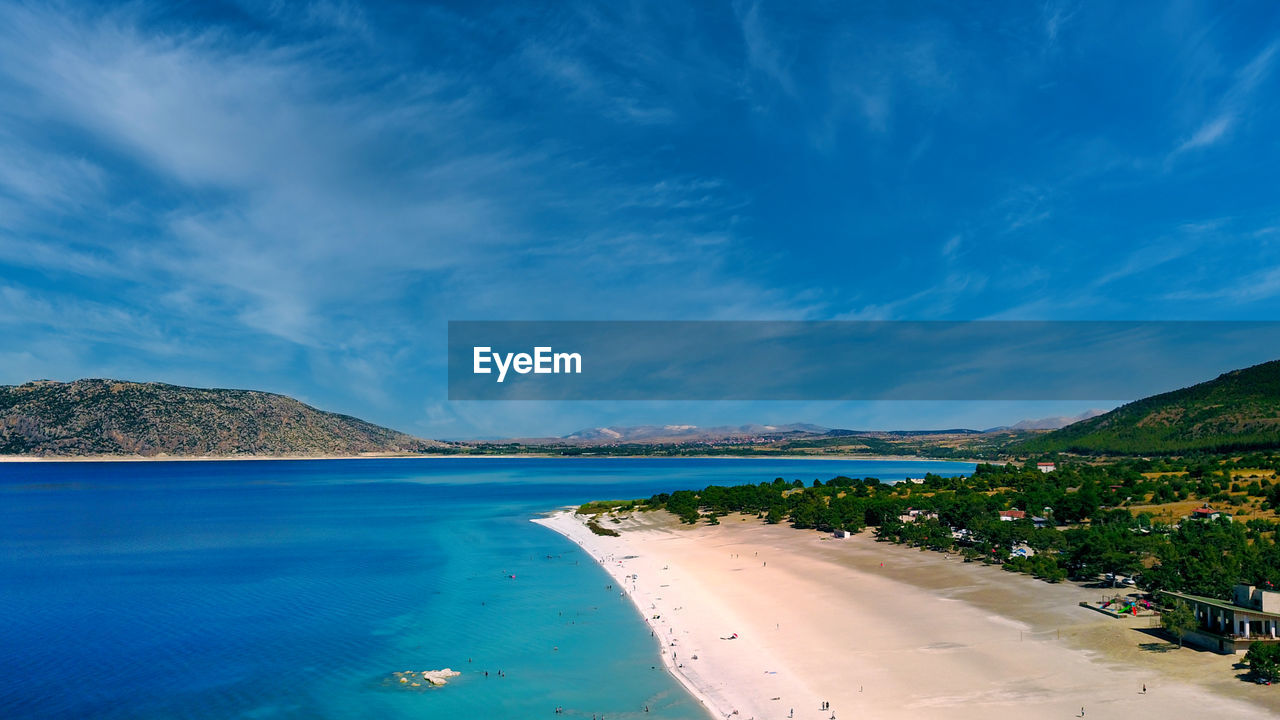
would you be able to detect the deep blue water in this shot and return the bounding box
[0,458,974,719]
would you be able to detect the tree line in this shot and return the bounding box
[633,454,1280,600]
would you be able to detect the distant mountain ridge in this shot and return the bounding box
[562,423,831,443]
[0,379,440,457]
[985,409,1108,432]
[549,423,1003,446]
[1018,359,1280,455]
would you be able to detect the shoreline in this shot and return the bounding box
[0,453,993,464]
[533,509,724,720]
[537,509,1278,720]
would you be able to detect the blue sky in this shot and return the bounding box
[2,0,1279,438]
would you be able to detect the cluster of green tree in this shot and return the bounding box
[577,499,641,515]
[585,519,620,537]
[1002,553,1068,583]
[1018,359,1280,456]
[1160,601,1197,648]
[638,456,1280,600]
[654,476,904,531]
[1247,642,1280,682]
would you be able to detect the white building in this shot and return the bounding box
[1161,584,1280,654]
[899,507,939,523]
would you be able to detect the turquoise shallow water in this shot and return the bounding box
[0,457,974,719]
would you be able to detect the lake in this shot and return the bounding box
[0,457,975,719]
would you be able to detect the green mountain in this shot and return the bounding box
[1018,359,1280,455]
[0,379,440,457]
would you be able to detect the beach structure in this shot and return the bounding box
[1036,462,1056,473]
[833,529,852,538]
[1161,584,1280,654]
[998,509,1026,522]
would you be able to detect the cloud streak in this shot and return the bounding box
[1171,41,1277,158]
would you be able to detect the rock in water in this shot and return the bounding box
[388,668,461,689]
[421,668,461,686]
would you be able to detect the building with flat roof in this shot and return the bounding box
[1161,584,1280,654]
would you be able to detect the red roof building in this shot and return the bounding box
[1190,505,1223,521]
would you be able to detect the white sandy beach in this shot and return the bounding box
[535,510,1279,720]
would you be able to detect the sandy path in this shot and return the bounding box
[535,510,1278,720]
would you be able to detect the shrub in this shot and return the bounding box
[1246,643,1280,682]
[586,519,620,537]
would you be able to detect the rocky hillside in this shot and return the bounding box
[0,379,440,457]
[1018,359,1280,455]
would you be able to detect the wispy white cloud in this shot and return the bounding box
[1089,220,1222,288]
[994,185,1053,234]
[1042,1,1080,45]
[1163,263,1280,305]
[835,273,987,321]
[735,0,796,99]
[1176,112,1233,153]
[1170,41,1277,158]
[0,135,105,209]
[0,1,816,423]
[940,234,963,259]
